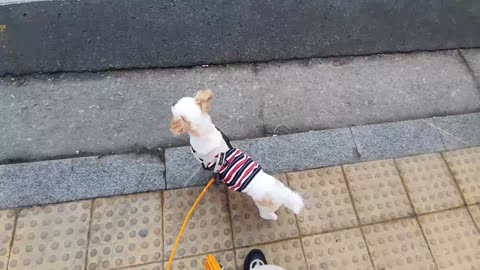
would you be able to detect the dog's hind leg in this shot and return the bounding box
[255,198,280,220]
[257,205,278,220]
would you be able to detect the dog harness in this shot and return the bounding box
[191,129,261,192]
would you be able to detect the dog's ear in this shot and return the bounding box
[170,116,188,135]
[170,116,198,136]
[194,89,214,113]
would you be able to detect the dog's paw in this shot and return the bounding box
[260,212,278,220]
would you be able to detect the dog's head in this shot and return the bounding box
[170,89,214,136]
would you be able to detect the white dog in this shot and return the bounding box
[170,90,304,220]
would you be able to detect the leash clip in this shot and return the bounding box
[213,152,226,185]
[213,152,225,174]
[214,173,222,185]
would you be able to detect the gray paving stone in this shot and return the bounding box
[0,154,164,208]
[234,128,358,173]
[164,146,214,189]
[165,128,358,189]
[461,49,480,86]
[260,51,480,135]
[433,113,480,150]
[352,119,445,161]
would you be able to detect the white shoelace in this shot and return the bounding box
[249,258,266,269]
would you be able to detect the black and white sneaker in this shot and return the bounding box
[244,249,267,270]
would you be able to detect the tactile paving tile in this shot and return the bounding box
[468,204,480,230]
[418,207,480,269]
[236,239,307,270]
[443,147,480,204]
[288,167,358,236]
[362,218,436,270]
[0,209,15,270]
[343,159,414,224]
[164,185,233,259]
[124,262,162,270]
[302,228,373,270]
[228,174,299,247]
[87,192,163,270]
[165,250,236,270]
[396,153,464,214]
[8,200,91,270]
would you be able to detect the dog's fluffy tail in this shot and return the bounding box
[281,187,304,214]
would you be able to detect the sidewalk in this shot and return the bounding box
[2,50,480,164]
[1,147,479,270]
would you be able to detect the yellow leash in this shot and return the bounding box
[204,254,223,270]
[166,178,221,270]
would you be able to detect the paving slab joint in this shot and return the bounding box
[83,200,95,270]
[348,127,362,160]
[466,204,480,233]
[256,89,268,137]
[459,49,480,93]
[393,159,419,213]
[157,149,168,191]
[286,175,309,266]
[6,209,18,270]
[426,119,449,151]
[224,188,238,266]
[415,215,441,270]
[439,152,469,206]
[339,165,377,268]
[440,151,479,226]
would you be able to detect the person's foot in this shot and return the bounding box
[244,249,267,270]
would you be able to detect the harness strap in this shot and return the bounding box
[216,127,233,149]
[190,127,232,154]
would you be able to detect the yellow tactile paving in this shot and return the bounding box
[418,207,480,269]
[8,201,91,270]
[468,204,480,230]
[287,167,358,235]
[396,153,464,214]
[343,159,414,225]
[87,192,163,270]
[443,147,480,204]
[165,250,236,270]
[124,262,162,270]
[236,239,307,270]
[228,174,299,247]
[7,150,480,270]
[164,185,233,259]
[362,218,436,270]
[0,209,15,270]
[302,228,373,270]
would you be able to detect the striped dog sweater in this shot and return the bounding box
[193,147,261,192]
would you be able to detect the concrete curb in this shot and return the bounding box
[166,128,358,189]
[351,119,445,161]
[1,112,479,208]
[433,113,480,150]
[0,154,165,208]
[1,0,480,75]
